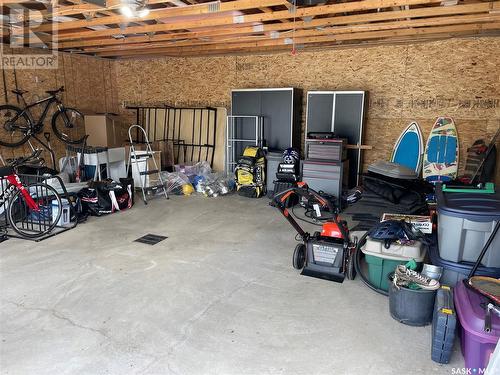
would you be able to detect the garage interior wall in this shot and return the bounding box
[1,37,499,180]
[0,46,119,164]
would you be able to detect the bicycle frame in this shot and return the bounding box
[17,94,62,134]
[1,85,85,151]
[0,174,39,212]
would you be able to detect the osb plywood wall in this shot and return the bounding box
[2,37,499,181]
[0,48,119,166]
[114,37,500,181]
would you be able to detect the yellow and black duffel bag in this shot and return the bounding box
[234,146,266,198]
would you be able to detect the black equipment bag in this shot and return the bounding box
[78,180,133,217]
[235,146,266,198]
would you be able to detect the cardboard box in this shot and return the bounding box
[84,114,128,148]
[381,213,433,234]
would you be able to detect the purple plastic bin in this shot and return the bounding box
[454,280,500,371]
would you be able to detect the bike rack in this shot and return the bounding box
[28,134,57,171]
[0,174,77,242]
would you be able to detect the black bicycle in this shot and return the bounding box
[0,86,86,147]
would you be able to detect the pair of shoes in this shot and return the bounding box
[394,265,440,290]
[392,274,410,289]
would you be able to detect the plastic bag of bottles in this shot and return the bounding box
[199,173,235,197]
[160,172,194,195]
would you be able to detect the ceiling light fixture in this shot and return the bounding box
[119,0,150,19]
[120,5,134,18]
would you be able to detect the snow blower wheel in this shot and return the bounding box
[293,243,306,270]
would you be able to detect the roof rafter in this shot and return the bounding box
[96,22,500,57]
[3,0,500,58]
[44,0,447,42]
[57,2,500,49]
[29,0,289,33]
[85,14,500,54]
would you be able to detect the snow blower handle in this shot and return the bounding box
[272,182,336,211]
[270,182,342,240]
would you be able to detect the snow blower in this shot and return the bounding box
[271,182,352,283]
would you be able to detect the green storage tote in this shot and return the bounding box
[361,238,427,292]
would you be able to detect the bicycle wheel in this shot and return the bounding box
[0,105,32,147]
[51,107,86,145]
[7,183,62,239]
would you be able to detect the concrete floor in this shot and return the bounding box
[1,195,464,374]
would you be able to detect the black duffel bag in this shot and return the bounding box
[78,179,133,217]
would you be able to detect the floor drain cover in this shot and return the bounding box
[134,234,168,245]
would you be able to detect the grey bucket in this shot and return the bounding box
[388,274,437,326]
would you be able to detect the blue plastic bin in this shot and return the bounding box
[428,242,500,287]
[436,185,500,267]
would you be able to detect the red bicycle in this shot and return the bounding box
[0,153,62,238]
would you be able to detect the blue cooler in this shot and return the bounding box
[436,185,500,268]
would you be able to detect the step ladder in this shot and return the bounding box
[127,125,168,204]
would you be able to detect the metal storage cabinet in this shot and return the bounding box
[231,88,302,152]
[302,160,345,206]
[305,138,347,161]
[306,91,366,187]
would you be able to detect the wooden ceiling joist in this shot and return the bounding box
[167,31,499,57]
[95,22,500,57]
[16,0,445,40]
[83,13,500,54]
[2,0,500,58]
[23,0,290,33]
[57,2,500,49]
